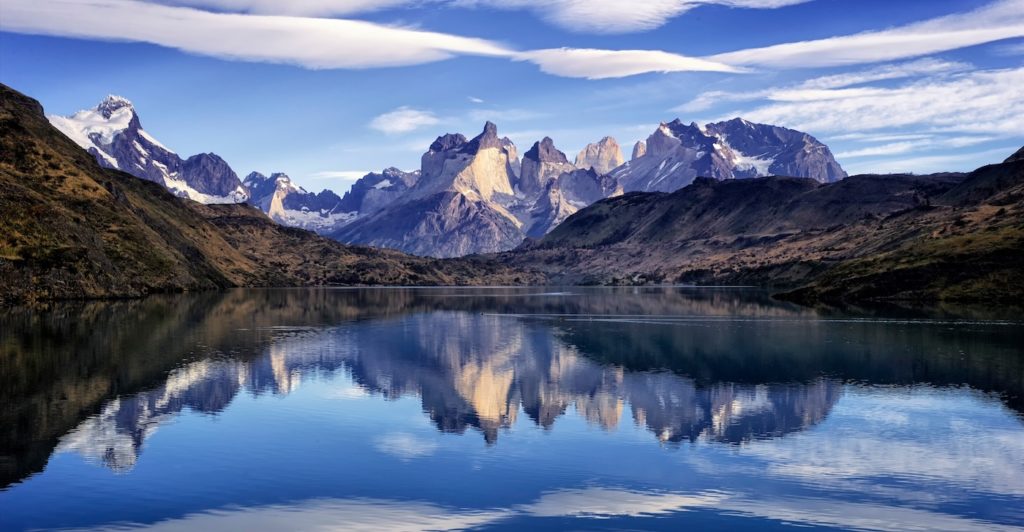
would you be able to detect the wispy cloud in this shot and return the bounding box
[467,96,485,104]
[740,67,1024,136]
[515,48,740,79]
[1,0,511,69]
[843,147,1021,174]
[157,0,416,17]
[674,58,970,113]
[456,0,810,34]
[3,0,1022,82]
[369,106,441,134]
[834,137,993,159]
[796,58,971,90]
[709,0,1024,68]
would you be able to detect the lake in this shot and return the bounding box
[1,287,1022,531]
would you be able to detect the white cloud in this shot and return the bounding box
[710,0,1024,68]
[0,0,511,70]
[516,48,740,79]
[156,0,416,16]
[468,96,485,104]
[152,0,811,33]
[835,142,925,159]
[673,58,969,112]
[826,133,935,143]
[739,67,1024,136]
[843,147,1021,175]
[369,106,441,134]
[455,0,810,34]
[834,137,994,159]
[795,58,970,90]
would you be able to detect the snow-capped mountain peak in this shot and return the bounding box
[611,117,847,192]
[97,94,134,118]
[48,95,248,204]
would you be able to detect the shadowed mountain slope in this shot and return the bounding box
[505,156,1024,303]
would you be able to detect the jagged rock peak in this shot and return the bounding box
[429,133,467,153]
[575,136,624,175]
[97,94,133,118]
[1005,146,1024,163]
[632,140,647,160]
[462,121,503,153]
[525,137,569,164]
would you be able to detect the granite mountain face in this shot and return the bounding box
[48,96,248,203]
[575,136,625,175]
[331,124,633,257]
[610,118,847,193]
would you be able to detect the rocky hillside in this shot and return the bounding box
[505,153,1024,303]
[0,84,538,304]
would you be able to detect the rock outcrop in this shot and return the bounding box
[574,136,625,175]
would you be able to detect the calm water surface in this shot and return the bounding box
[1,287,1022,531]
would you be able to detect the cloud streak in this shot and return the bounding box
[158,0,811,33]
[456,0,811,34]
[710,0,1024,68]
[740,67,1024,136]
[1,0,511,69]
[516,48,740,79]
[0,0,742,78]
[3,0,1022,81]
[369,107,441,134]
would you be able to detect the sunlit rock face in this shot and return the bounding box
[575,136,625,176]
[632,140,647,160]
[331,124,629,257]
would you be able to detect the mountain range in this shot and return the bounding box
[0,84,535,304]
[5,83,1022,305]
[47,96,848,258]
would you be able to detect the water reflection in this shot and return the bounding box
[1,287,1021,489]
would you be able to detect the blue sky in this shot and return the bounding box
[1,0,1022,193]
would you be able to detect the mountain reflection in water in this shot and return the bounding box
[3,287,1021,486]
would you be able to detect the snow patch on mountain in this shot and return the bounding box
[49,95,134,149]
